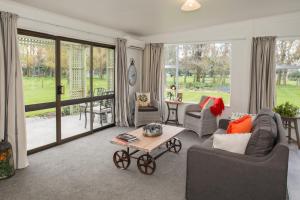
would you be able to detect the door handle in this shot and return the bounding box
[56,85,65,95]
[61,85,65,95]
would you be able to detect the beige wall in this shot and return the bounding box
[127,47,143,124]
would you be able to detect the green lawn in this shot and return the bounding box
[23,76,300,117]
[181,90,230,105]
[166,75,300,107]
[23,76,111,117]
[165,75,231,105]
[276,84,300,107]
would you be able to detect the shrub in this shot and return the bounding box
[274,102,299,117]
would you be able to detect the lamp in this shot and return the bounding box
[181,0,201,12]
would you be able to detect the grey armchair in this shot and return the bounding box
[134,93,161,127]
[183,96,217,136]
[186,113,289,200]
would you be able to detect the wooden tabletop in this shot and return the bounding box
[165,100,183,104]
[111,125,185,153]
[281,115,300,120]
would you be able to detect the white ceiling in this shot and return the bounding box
[11,0,300,36]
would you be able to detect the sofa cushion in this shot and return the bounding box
[136,92,150,107]
[213,133,252,154]
[245,109,278,157]
[186,111,201,119]
[227,115,253,134]
[138,106,158,112]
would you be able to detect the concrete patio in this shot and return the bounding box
[26,113,113,150]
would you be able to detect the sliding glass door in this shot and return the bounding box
[18,35,57,151]
[92,46,115,129]
[60,41,92,139]
[18,30,115,153]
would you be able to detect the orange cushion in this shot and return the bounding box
[227,115,252,134]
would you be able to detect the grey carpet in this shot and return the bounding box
[0,127,299,200]
[0,127,204,200]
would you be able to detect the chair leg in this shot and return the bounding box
[79,108,82,120]
[98,114,102,126]
[103,113,108,124]
[84,108,87,128]
[288,121,292,144]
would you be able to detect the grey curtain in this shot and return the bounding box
[115,38,129,127]
[0,12,28,168]
[249,36,277,114]
[142,43,164,103]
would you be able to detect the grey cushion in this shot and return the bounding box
[186,111,201,119]
[138,106,158,112]
[245,109,278,157]
[218,119,231,130]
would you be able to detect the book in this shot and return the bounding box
[116,133,138,143]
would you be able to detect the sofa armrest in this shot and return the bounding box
[218,118,231,130]
[186,144,289,200]
[185,104,201,113]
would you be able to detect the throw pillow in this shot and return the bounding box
[213,133,252,154]
[227,115,252,134]
[199,97,215,110]
[136,93,151,107]
[245,109,278,157]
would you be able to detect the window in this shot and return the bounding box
[92,46,115,92]
[276,39,300,107]
[19,35,56,105]
[164,43,231,105]
[60,41,91,101]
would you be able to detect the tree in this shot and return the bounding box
[93,47,107,79]
[276,40,300,85]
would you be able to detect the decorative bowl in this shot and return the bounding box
[143,123,163,137]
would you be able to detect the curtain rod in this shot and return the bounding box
[19,16,117,45]
[165,34,300,45]
[164,37,248,45]
[277,35,300,40]
[128,46,144,50]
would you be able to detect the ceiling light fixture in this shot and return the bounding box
[181,0,201,12]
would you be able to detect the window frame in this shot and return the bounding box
[164,42,232,105]
[275,38,300,107]
[18,29,116,154]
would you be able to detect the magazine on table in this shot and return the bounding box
[116,133,138,143]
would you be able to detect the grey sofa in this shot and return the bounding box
[186,110,289,200]
[183,96,217,136]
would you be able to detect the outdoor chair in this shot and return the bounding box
[183,96,217,136]
[79,88,114,128]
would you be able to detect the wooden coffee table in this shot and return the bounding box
[111,125,185,175]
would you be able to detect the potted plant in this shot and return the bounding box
[274,102,299,118]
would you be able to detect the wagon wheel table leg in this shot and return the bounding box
[113,150,131,170]
[166,137,182,153]
[137,154,156,175]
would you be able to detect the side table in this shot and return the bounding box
[281,116,300,149]
[165,100,183,125]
